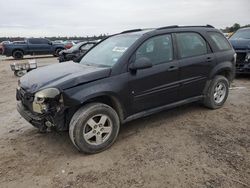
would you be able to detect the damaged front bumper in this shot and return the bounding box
[235,51,250,74]
[17,102,45,130]
[16,87,68,131]
[17,102,67,131]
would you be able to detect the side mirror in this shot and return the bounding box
[48,41,53,45]
[129,57,153,71]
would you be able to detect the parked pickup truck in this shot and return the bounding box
[1,38,65,59]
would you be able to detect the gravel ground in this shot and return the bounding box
[0,55,249,188]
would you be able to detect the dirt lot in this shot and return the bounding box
[0,55,249,188]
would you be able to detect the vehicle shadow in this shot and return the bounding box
[235,74,250,80]
[9,103,205,157]
[119,102,203,139]
[17,102,204,156]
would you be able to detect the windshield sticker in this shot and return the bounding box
[112,47,128,53]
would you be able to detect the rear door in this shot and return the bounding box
[175,32,216,100]
[129,34,180,114]
[28,39,52,55]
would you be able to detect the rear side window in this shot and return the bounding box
[29,39,48,44]
[135,34,173,65]
[208,32,231,51]
[176,32,208,58]
[40,39,50,44]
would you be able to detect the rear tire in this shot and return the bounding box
[54,48,63,57]
[12,50,24,59]
[69,103,120,154]
[203,75,229,109]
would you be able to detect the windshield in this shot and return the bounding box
[79,35,140,67]
[230,29,250,40]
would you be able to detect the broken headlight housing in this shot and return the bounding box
[33,88,61,114]
[245,52,250,62]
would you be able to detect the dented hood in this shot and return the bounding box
[20,62,111,93]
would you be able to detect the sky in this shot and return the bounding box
[0,0,249,37]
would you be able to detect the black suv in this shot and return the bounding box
[17,25,236,154]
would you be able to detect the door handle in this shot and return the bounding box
[206,57,213,62]
[168,66,178,71]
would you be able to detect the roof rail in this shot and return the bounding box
[206,24,215,28]
[120,29,142,34]
[156,25,179,30]
[156,24,215,30]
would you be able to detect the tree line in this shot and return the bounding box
[0,34,108,43]
[221,23,250,33]
[1,23,250,42]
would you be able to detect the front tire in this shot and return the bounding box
[69,103,120,154]
[203,75,229,109]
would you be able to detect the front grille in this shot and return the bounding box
[236,52,246,63]
[236,52,246,68]
[18,88,34,111]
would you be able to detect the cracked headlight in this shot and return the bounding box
[33,88,60,113]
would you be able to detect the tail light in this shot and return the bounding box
[0,44,4,54]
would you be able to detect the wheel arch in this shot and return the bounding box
[82,94,125,122]
[55,47,65,51]
[12,48,24,55]
[64,92,126,123]
[209,61,235,82]
[204,61,234,95]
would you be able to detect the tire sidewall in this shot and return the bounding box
[208,76,229,108]
[70,103,120,154]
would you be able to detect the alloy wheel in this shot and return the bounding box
[83,114,113,146]
[213,82,226,104]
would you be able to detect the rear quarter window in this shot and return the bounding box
[176,32,208,59]
[208,32,232,51]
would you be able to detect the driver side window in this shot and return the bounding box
[135,34,173,65]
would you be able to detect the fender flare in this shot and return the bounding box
[63,91,126,121]
[203,61,234,95]
[209,61,234,81]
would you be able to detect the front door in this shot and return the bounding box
[129,34,180,114]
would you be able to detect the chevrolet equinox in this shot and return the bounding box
[17,25,236,153]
